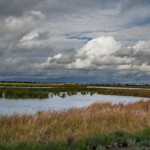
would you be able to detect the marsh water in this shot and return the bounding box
[87,86,150,90]
[0,93,148,115]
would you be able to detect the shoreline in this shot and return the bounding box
[0,100,149,149]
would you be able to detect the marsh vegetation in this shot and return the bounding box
[0,100,149,149]
[0,83,149,149]
[4,89,49,99]
[0,86,150,99]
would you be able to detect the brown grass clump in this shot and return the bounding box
[0,100,149,144]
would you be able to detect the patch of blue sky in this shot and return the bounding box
[133,17,150,26]
[65,34,93,41]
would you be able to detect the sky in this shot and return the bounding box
[0,0,150,83]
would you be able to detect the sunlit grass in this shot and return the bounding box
[0,100,149,144]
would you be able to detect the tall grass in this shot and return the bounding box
[0,100,149,145]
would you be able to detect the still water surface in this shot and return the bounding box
[0,93,148,115]
[87,86,150,90]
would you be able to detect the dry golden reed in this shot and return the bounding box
[0,100,149,144]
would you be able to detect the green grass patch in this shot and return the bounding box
[0,128,149,150]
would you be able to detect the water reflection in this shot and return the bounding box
[0,93,148,115]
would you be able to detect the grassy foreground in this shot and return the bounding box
[0,100,149,149]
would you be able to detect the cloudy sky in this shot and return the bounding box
[0,0,150,83]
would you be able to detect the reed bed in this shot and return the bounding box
[0,87,150,99]
[0,91,2,98]
[4,89,49,99]
[0,100,149,145]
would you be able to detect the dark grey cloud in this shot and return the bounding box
[38,0,119,15]
[0,0,41,17]
[121,0,150,12]
[0,0,120,18]
[37,32,49,40]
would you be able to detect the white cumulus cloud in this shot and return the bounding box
[37,36,150,77]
